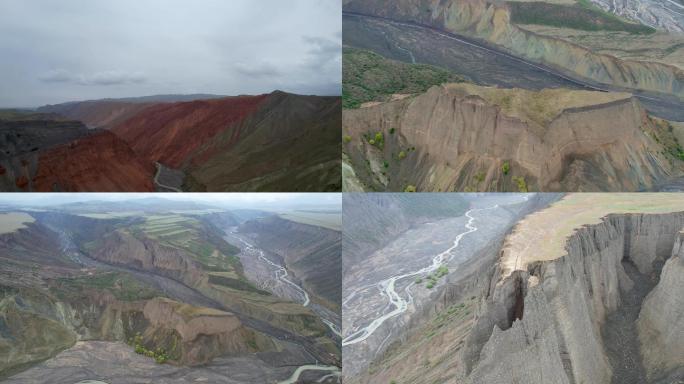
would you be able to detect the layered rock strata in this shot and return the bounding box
[466,195,684,383]
[343,0,684,99]
[344,84,681,191]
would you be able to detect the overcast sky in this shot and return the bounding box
[0,0,341,108]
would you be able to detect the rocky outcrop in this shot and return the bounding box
[89,229,206,288]
[637,230,684,380]
[31,130,155,192]
[110,91,342,192]
[111,95,268,169]
[180,92,342,192]
[0,288,276,375]
[0,119,89,192]
[0,290,77,378]
[141,298,275,365]
[465,210,684,383]
[344,84,681,191]
[343,0,684,99]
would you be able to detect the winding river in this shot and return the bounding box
[231,234,310,305]
[343,196,530,347]
[230,232,342,382]
[277,365,341,384]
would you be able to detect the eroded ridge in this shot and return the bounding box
[467,193,684,384]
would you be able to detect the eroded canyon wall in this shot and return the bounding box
[465,211,684,384]
[637,230,684,380]
[344,84,680,192]
[343,0,684,99]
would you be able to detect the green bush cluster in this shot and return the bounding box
[128,333,170,364]
[366,131,385,149]
[512,176,528,193]
[343,47,464,109]
[502,161,510,175]
[418,265,449,289]
[343,134,352,144]
[404,185,417,192]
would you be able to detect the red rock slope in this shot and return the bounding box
[32,131,155,192]
[111,95,268,168]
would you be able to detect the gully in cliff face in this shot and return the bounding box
[342,193,684,384]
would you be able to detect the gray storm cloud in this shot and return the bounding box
[0,0,341,108]
[39,69,147,86]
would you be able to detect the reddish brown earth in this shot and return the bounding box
[32,131,155,192]
[2,92,340,192]
[15,176,28,190]
[111,95,268,168]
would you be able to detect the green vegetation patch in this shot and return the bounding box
[128,332,170,364]
[416,265,449,289]
[648,117,684,162]
[508,1,656,34]
[424,300,473,339]
[131,214,241,274]
[53,272,162,301]
[512,176,529,193]
[502,161,510,175]
[278,211,341,231]
[208,274,271,296]
[343,47,463,109]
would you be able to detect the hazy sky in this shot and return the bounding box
[0,0,341,107]
[0,193,341,209]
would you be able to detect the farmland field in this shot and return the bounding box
[131,214,240,273]
[278,211,341,231]
[0,212,35,234]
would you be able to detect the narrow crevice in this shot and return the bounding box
[505,274,525,329]
[603,216,668,384]
[512,280,524,322]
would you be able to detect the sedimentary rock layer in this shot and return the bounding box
[344,84,681,191]
[467,194,684,383]
[343,0,684,99]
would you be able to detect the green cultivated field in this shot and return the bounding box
[131,214,240,273]
[279,211,341,231]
